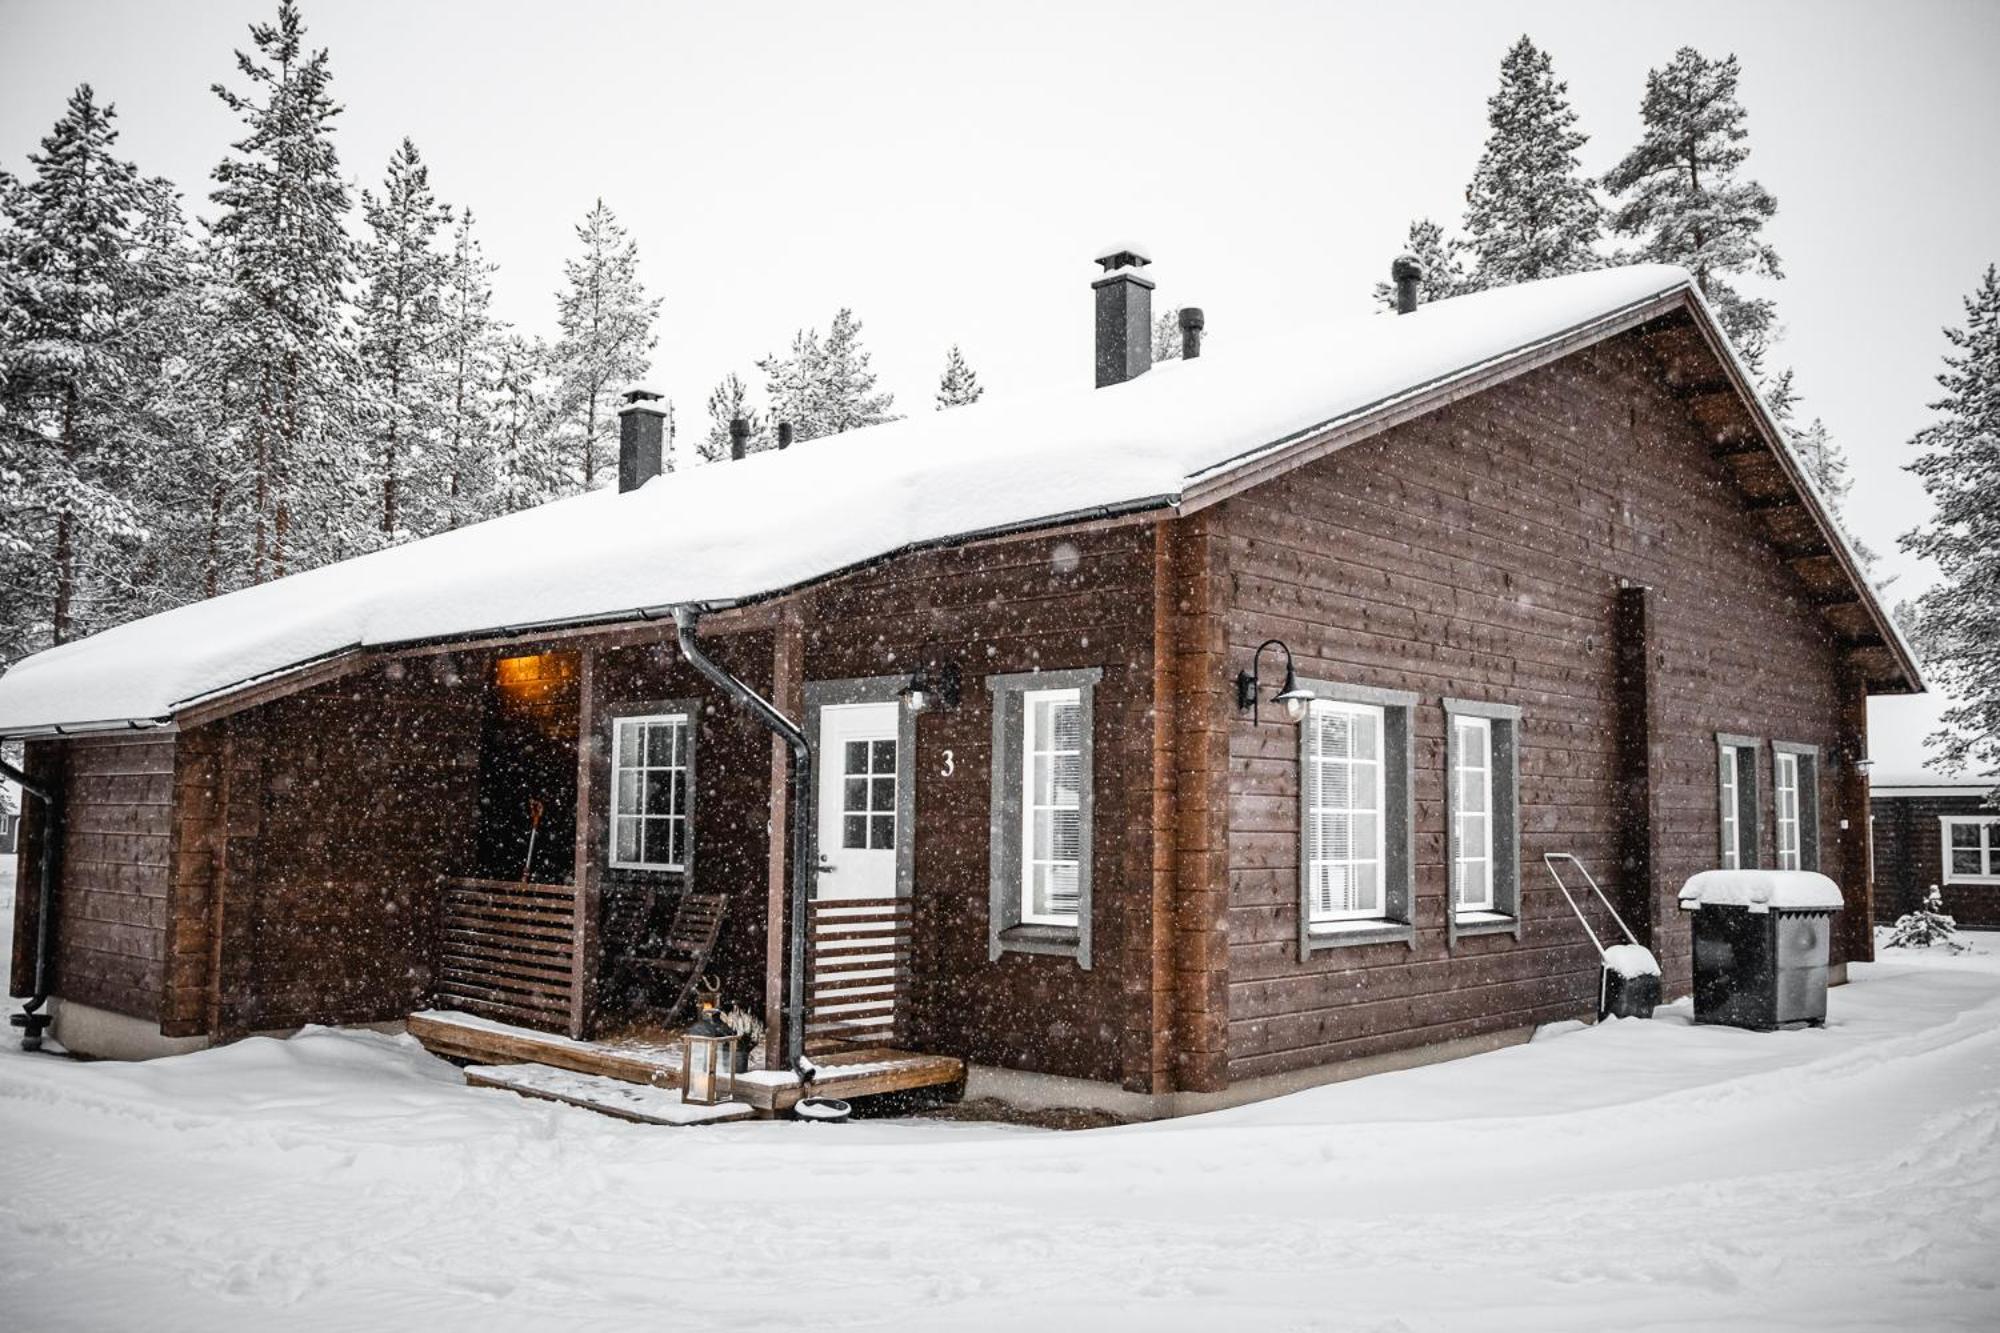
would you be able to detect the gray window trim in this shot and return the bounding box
[804,677,918,900]
[1298,678,1417,958]
[1717,733,1763,869]
[603,696,700,883]
[986,667,1102,968]
[1772,740,1822,872]
[1443,698,1523,947]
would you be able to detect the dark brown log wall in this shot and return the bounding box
[800,524,1165,1091]
[1872,793,2000,928]
[6,735,175,1021]
[1217,334,1863,1083]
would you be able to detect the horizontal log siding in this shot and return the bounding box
[31,736,177,1021]
[1218,335,1859,1083]
[801,524,1163,1090]
[1873,793,2000,929]
[188,660,486,1034]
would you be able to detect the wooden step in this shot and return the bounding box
[464,1063,753,1126]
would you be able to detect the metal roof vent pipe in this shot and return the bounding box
[730,416,750,461]
[1179,306,1205,359]
[1391,254,1424,315]
[1092,245,1154,387]
[617,387,669,492]
[776,421,793,451]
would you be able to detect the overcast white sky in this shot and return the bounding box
[4,0,1996,766]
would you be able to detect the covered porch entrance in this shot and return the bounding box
[405,611,955,1112]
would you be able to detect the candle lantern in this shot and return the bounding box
[681,1008,739,1106]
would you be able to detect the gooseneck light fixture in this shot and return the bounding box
[1236,639,1316,724]
[900,660,962,716]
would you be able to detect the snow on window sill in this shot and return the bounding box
[996,921,1083,962]
[1453,911,1518,938]
[1305,919,1414,951]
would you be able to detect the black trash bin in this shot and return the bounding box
[1678,871,1843,1031]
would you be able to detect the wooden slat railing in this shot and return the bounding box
[435,876,577,1032]
[806,896,912,1053]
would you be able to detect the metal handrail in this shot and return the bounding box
[1543,852,1642,960]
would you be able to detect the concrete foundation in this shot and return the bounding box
[50,999,211,1061]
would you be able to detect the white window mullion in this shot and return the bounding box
[1776,751,1800,871]
[1306,700,1386,923]
[1020,688,1082,926]
[1719,747,1740,870]
[608,711,690,872]
[1453,715,1494,912]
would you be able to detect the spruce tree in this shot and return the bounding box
[552,199,660,490]
[1604,47,1782,373]
[1902,265,2000,781]
[1373,219,1476,310]
[935,344,983,408]
[1462,37,1603,287]
[758,308,896,442]
[1152,309,1186,362]
[356,138,450,543]
[207,0,356,582]
[0,85,152,660]
[437,209,503,527]
[492,334,566,512]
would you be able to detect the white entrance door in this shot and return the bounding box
[815,701,901,901]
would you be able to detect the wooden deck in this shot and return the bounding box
[408,1009,964,1118]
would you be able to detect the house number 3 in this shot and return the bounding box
[940,749,955,777]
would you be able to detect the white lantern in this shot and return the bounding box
[682,1009,738,1106]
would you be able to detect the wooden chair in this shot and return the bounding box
[622,890,728,1024]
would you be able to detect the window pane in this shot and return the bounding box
[644,770,679,818]
[1321,711,1351,760]
[614,816,639,864]
[843,777,867,814]
[1323,811,1352,861]
[615,770,641,818]
[843,815,867,850]
[1322,759,1352,810]
[1350,711,1378,761]
[871,739,896,773]
[1950,823,1980,849]
[1048,699,1082,751]
[1350,861,1381,914]
[844,740,868,775]
[871,776,896,814]
[1350,761,1379,812]
[870,814,894,849]
[616,720,641,766]
[1461,766,1487,814]
[1350,813,1380,862]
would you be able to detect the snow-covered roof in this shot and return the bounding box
[0,264,1913,735]
[1678,870,1847,913]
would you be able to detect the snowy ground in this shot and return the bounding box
[1,936,1997,1330]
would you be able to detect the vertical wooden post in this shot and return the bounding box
[1833,671,1875,967]
[568,646,597,1039]
[1612,584,1661,945]
[1169,514,1231,1095]
[765,609,804,1069]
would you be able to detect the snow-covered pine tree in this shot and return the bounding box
[700,373,763,462]
[1763,366,1799,429]
[1902,264,2000,783]
[206,0,356,582]
[1152,309,1185,362]
[1885,887,1965,952]
[1372,218,1477,310]
[0,85,153,663]
[935,344,982,408]
[552,199,660,490]
[437,209,503,528]
[758,308,896,442]
[492,333,567,512]
[1462,37,1603,287]
[356,138,451,544]
[1604,47,1782,375]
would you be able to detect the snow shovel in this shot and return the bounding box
[521,797,546,883]
[1543,853,1660,1020]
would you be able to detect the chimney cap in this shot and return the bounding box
[1390,254,1425,283]
[620,385,667,413]
[1178,306,1205,330]
[1093,243,1153,272]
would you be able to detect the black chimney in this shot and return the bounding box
[1391,254,1424,315]
[1179,306,1205,359]
[776,421,793,451]
[729,416,750,461]
[617,387,667,492]
[1092,245,1154,387]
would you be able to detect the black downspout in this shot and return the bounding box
[672,607,813,1070]
[2,755,60,1051]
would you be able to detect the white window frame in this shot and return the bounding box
[1719,746,1742,870]
[1452,714,1496,912]
[1775,750,1802,871]
[608,711,692,872]
[1019,686,1084,927]
[1942,816,2000,885]
[1303,699,1389,923]
[986,667,1100,968]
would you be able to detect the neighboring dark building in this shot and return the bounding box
[1872,772,2000,929]
[2,260,1921,1114]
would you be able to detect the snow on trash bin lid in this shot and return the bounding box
[1601,943,1662,978]
[1677,870,1844,913]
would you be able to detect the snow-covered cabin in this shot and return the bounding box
[1870,769,1998,930]
[1,253,1920,1112]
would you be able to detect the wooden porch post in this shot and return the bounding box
[765,609,804,1069]
[568,646,598,1039]
[1834,670,1875,967]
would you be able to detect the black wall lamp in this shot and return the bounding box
[1236,639,1316,724]
[901,661,961,715]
